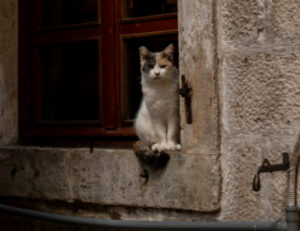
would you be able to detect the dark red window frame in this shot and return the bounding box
[19,0,178,144]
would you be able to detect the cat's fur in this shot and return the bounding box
[134,44,181,157]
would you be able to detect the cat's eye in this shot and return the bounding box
[148,64,154,69]
[160,65,166,68]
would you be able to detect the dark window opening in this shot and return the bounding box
[39,40,100,121]
[19,0,178,143]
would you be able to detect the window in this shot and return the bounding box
[19,0,178,144]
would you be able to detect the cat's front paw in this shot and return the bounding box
[166,142,181,151]
[151,142,168,152]
[151,143,160,152]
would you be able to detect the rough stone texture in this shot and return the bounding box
[221,47,300,136]
[218,0,300,221]
[0,147,220,213]
[0,0,18,145]
[220,134,290,221]
[270,0,300,45]
[178,0,220,154]
[220,0,300,48]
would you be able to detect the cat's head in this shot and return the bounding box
[139,44,175,81]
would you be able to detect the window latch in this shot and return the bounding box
[253,152,290,191]
[179,75,192,124]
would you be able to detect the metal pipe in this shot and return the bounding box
[287,135,300,206]
[0,204,288,231]
[285,135,300,231]
[286,206,298,231]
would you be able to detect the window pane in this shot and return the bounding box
[125,0,177,18]
[38,0,98,27]
[39,40,100,121]
[122,34,178,122]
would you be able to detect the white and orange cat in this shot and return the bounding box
[134,44,180,163]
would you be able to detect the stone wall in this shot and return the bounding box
[178,0,220,155]
[218,0,300,221]
[1,0,300,229]
[0,0,18,145]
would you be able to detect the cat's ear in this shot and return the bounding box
[162,44,174,62]
[139,46,151,61]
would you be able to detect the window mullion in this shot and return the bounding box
[101,0,117,129]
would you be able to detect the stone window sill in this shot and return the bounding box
[0,146,220,212]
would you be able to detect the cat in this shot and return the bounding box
[133,44,180,167]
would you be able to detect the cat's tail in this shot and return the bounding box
[133,141,170,168]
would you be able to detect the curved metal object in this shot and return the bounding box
[253,153,290,192]
[0,204,288,231]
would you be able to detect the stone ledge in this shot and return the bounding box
[0,146,220,212]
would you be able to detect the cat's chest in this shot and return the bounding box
[144,90,177,114]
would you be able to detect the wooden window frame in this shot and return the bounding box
[19,0,178,144]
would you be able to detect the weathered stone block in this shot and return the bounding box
[70,149,220,211]
[0,147,72,201]
[221,47,300,136]
[221,134,290,221]
[219,0,300,47]
[178,0,219,154]
[220,0,260,47]
[0,147,221,212]
[268,0,300,44]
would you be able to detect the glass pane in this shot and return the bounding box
[122,34,178,122]
[38,0,98,27]
[39,40,100,121]
[125,0,177,18]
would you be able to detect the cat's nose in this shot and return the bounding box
[154,72,160,76]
